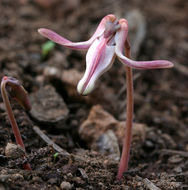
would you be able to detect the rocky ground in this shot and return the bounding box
[0,0,188,189]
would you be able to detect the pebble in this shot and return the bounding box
[0,175,10,182]
[29,85,69,128]
[32,176,43,183]
[96,130,120,161]
[48,177,59,185]
[79,105,146,154]
[72,177,84,185]
[11,174,24,180]
[43,66,61,79]
[5,143,25,159]
[168,155,183,164]
[60,181,72,190]
[78,168,88,179]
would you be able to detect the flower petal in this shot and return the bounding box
[38,28,91,50]
[115,19,174,69]
[38,14,117,50]
[77,37,116,95]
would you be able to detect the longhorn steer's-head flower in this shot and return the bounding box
[38,14,173,95]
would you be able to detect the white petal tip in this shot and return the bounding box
[157,60,174,69]
[38,28,44,34]
[167,61,174,68]
[77,80,94,96]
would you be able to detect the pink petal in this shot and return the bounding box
[38,14,117,50]
[77,37,116,95]
[115,19,174,69]
[90,14,117,41]
[38,28,91,50]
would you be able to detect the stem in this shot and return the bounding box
[117,39,134,180]
[1,80,31,170]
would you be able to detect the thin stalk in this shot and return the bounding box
[1,80,31,170]
[117,39,134,180]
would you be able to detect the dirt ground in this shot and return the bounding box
[0,0,188,189]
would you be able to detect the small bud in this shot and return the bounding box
[2,76,31,110]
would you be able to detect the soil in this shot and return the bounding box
[0,0,188,189]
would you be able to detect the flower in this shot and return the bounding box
[38,14,173,95]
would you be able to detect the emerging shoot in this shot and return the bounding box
[41,40,55,60]
[1,76,31,170]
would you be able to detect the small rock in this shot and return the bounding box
[79,105,146,149]
[78,168,88,179]
[48,177,59,184]
[132,123,146,145]
[60,181,72,190]
[62,165,77,175]
[66,173,73,178]
[121,185,130,190]
[5,143,25,159]
[96,130,120,161]
[168,155,183,164]
[145,140,155,149]
[29,85,69,128]
[11,173,24,180]
[0,175,10,182]
[103,159,109,166]
[173,166,182,173]
[44,66,61,80]
[161,133,176,149]
[72,177,84,185]
[32,176,43,183]
[36,75,45,85]
[79,105,117,147]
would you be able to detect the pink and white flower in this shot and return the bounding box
[38,14,173,95]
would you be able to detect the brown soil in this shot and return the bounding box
[0,0,188,189]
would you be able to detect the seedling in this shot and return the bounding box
[1,76,31,170]
[41,40,55,60]
[53,152,59,162]
[38,14,173,180]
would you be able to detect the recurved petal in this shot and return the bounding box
[77,38,116,95]
[115,19,174,69]
[38,28,91,50]
[38,14,117,50]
